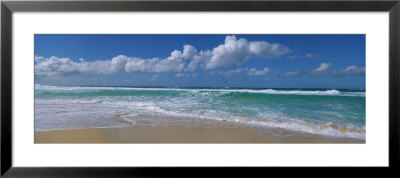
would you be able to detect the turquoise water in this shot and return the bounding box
[34,84,365,139]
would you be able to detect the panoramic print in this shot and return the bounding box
[34,34,365,143]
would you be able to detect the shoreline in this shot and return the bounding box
[35,120,364,143]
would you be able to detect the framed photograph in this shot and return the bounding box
[1,0,399,177]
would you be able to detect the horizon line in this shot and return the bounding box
[34,83,366,90]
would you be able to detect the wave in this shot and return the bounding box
[236,119,365,139]
[129,102,365,139]
[158,112,365,139]
[35,84,364,97]
[135,102,362,140]
[35,98,365,139]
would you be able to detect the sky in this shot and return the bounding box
[34,34,365,89]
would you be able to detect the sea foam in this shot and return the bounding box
[34,84,366,139]
[35,84,364,97]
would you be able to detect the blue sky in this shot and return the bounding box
[34,34,365,88]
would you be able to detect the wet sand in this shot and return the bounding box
[35,119,364,143]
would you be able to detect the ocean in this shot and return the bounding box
[34,84,366,140]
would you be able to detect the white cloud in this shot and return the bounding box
[168,50,183,60]
[35,35,290,76]
[35,52,187,76]
[203,35,290,69]
[182,45,197,59]
[283,63,365,77]
[34,56,46,63]
[247,67,270,76]
[35,54,187,76]
[35,56,92,76]
[342,65,365,75]
[185,50,212,72]
[313,62,331,72]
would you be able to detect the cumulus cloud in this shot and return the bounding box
[283,63,365,77]
[35,55,186,76]
[35,35,290,76]
[185,50,212,72]
[202,35,290,69]
[247,67,270,76]
[35,47,189,76]
[166,45,196,61]
[34,56,101,76]
[182,45,197,59]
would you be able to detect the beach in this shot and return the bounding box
[34,85,366,143]
[35,117,364,143]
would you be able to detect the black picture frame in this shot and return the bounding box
[1,0,399,177]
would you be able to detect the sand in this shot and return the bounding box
[35,119,364,144]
